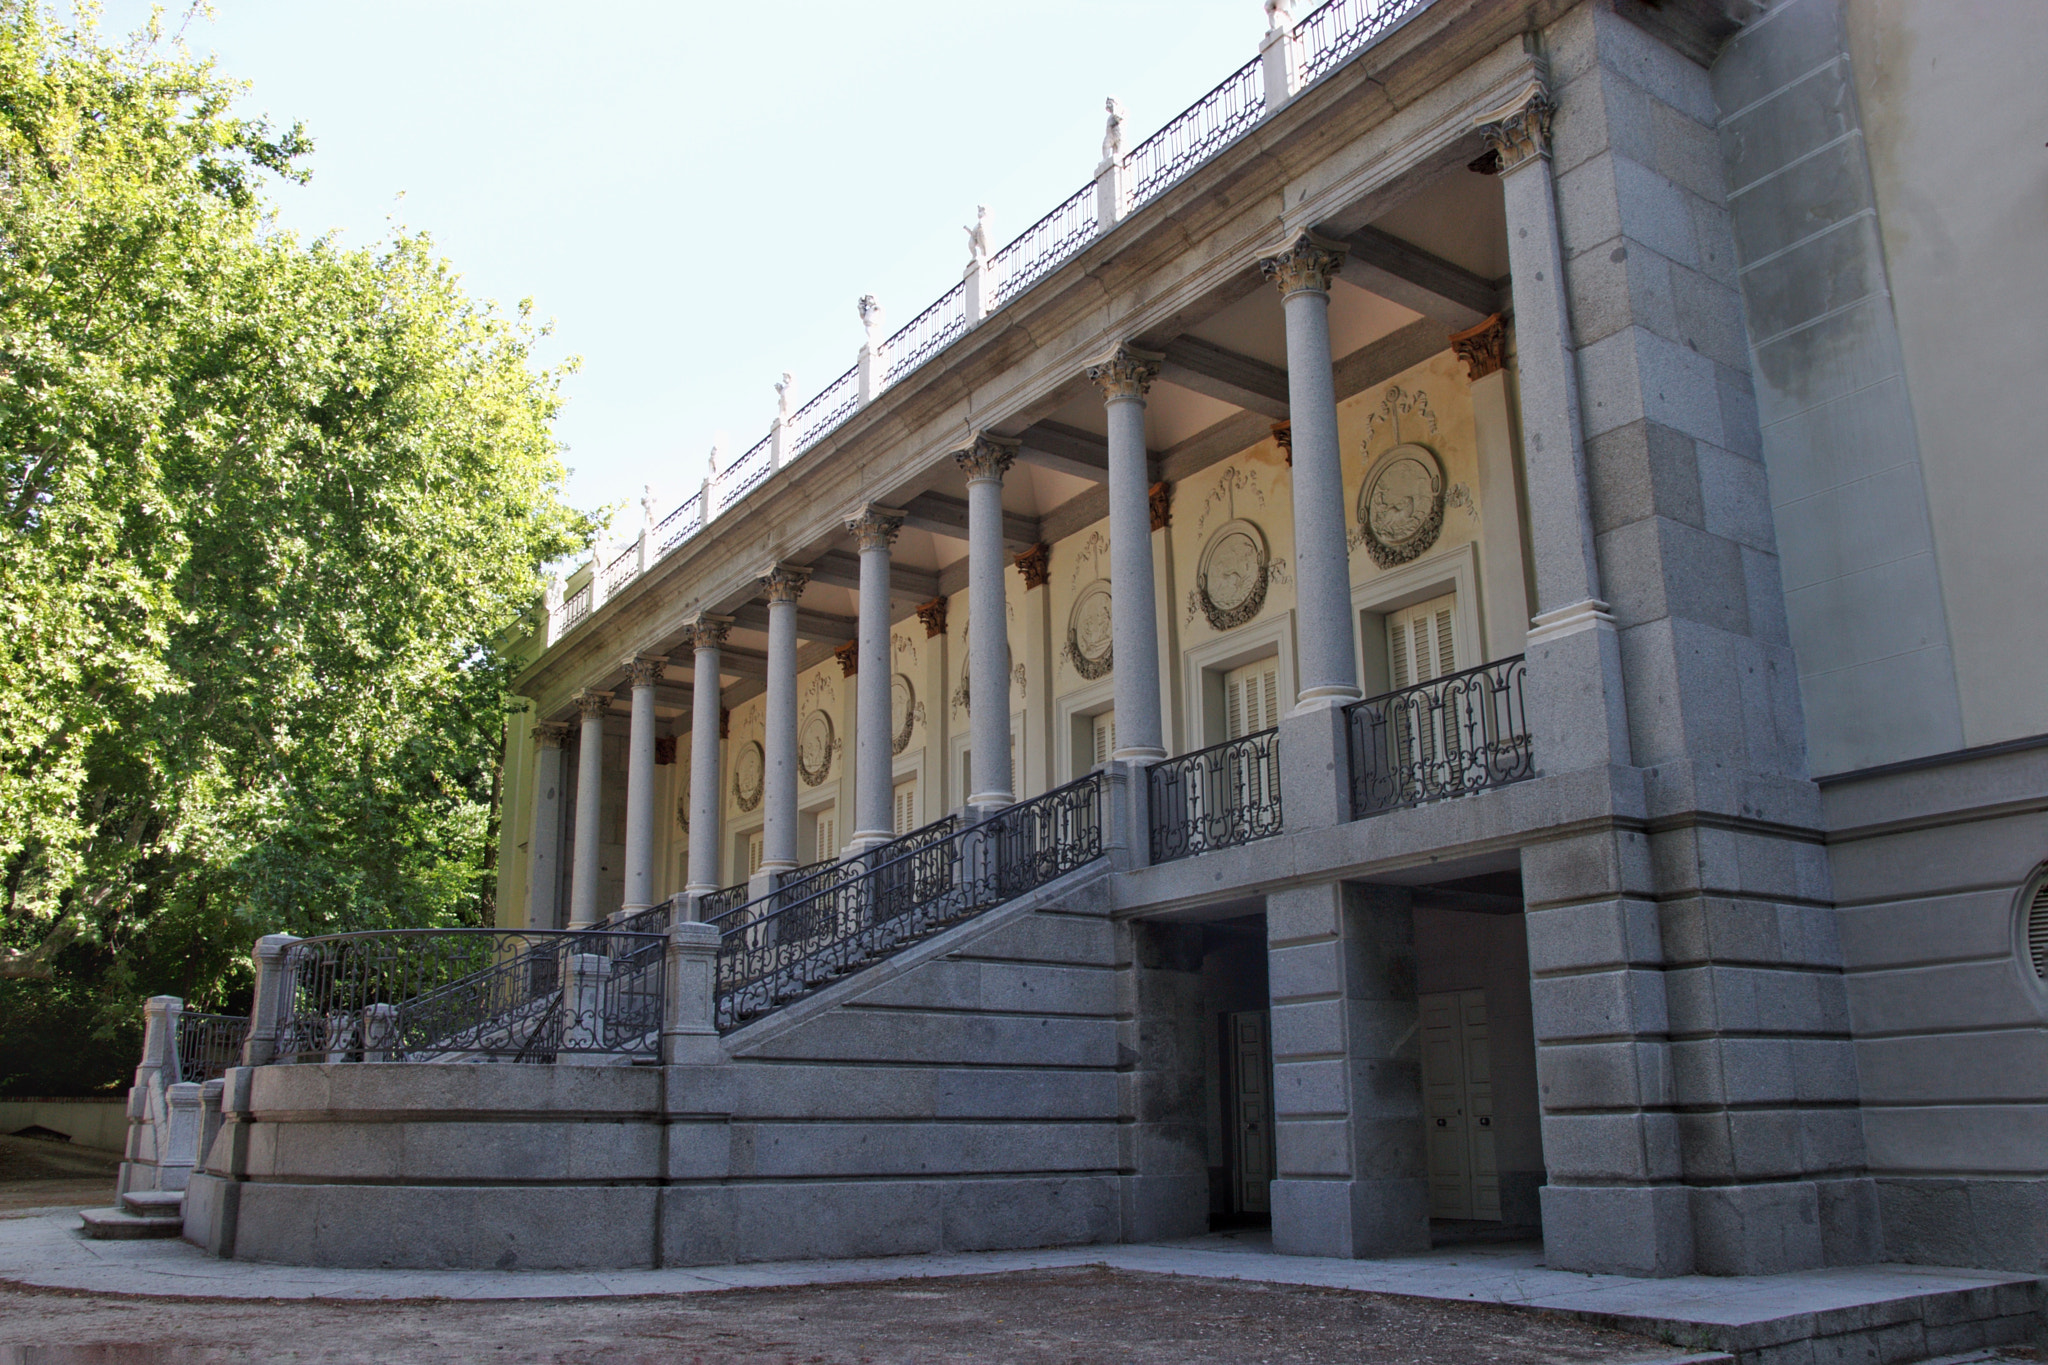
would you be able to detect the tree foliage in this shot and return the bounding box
[0,3,592,1090]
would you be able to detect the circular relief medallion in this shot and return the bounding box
[798,711,834,788]
[890,673,917,755]
[1064,580,1114,681]
[732,740,765,812]
[1359,443,1446,569]
[1196,519,1269,632]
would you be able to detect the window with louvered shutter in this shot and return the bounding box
[2027,873,2048,981]
[746,831,764,876]
[1387,593,1458,690]
[1224,659,1281,738]
[893,781,917,835]
[1092,711,1117,766]
[814,809,836,863]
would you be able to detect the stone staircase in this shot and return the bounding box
[80,1188,183,1240]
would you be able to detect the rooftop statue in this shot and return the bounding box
[1101,97,1126,168]
[858,294,885,352]
[775,371,795,423]
[964,205,993,265]
[1264,0,1295,33]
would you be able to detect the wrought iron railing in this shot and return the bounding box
[1148,729,1284,863]
[600,543,638,596]
[883,284,969,385]
[540,0,1436,644]
[1128,58,1264,209]
[1297,0,1425,87]
[272,929,663,1064]
[174,1011,248,1084]
[1345,655,1531,818]
[697,880,749,923]
[710,772,1103,1032]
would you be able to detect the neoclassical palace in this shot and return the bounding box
[119,0,2046,1289]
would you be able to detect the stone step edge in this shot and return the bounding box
[78,1207,183,1239]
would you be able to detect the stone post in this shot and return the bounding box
[954,435,1018,813]
[621,655,666,914]
[856,295,884,404]
[158,1082,202,1192]
[1095,100,1129,231]
[526,722,570,930]
[566,689,613,930]
[119,996,181,1195]
[138,995,180,1085]
[758,564,811,880]
[684,616,731,906]
[1453,316,1534,659]
[197,1077,225,1176]
[770,373,795,468]
[1259,16,1300,114]
[849,507,905,848]
[359,1003,399,1063]
[240,933,301,1067]
[1088,347,1167,762]
[1267,882,1429,1258]
[1262,231,1359,709]
[1479,81,1630,775]
[662,921,723,1065]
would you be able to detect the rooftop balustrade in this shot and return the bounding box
[541,0,1432,646]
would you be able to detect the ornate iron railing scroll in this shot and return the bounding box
[883,284,969,386]
[652,489,704,556]
[989,184,1099,310]
[272,929,663,1065]
[1344,655,1532,818]
[1148,728,1283,864]
[710,773,1102,1032]
[174,1011,249,1085]
[1127,58,1264,209]
[789,367,861,456]
[1295,0,1426,87]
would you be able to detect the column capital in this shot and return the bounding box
[846,505,905,552]
[758,563,812,603]
[1088,345,1163,402]
[532,720,571,748]
[953,432,1019,484]
[1450,312,1510,381]
[1014,542,1051,590]
[1259,230,1348,298]
[573,689,614,719]
[686,614,732,650]
[1475,80,1554,174]
[915,595,948,637]
[623,654,667,689]
[834,640,859,677]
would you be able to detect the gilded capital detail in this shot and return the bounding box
[1450,313,1509,382]
[686,615,732,651]
[759,563,812,603]
[532,721,570,748]
[625,655,666,688]
[1088,345,1163,402]
[1259,230,1348,298]
[847,506,905,552]
[953,433,1018,484]
[915,596,948,638]
[574,690,613,720]
[1476,82,1554,174]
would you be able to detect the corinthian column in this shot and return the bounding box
[684,616,730,904]
[758,564,811,874]
[620,655,666,913]
[953,435,1018,812]
[1261,231,1360,707]
[526,722,569,930]
[1088,346,1166,761]
[566,689,613,929]
[849,507,905,847]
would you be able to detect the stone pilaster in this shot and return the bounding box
[1087,347,1167,762]
[526,722,570,930]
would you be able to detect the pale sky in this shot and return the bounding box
[91,1,1268,529]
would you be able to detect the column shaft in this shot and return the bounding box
[1092,348,1166,760]
[685,619,729,899]
[1266,234,1360,705]
[566,691,611,929]
[525,724,569,930]
[957,438,1016,810]
[620,657,664,912]
[759,565,809,871]
[850,509,904,844]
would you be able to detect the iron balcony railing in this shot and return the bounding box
[539,0,1433,645]
[174,1010,248,1085]
[1148,729,1284,864]
[1344,655,1532,818]
[709,771,1104,1032]
[272,928,664,1064]
[697,879,750,923]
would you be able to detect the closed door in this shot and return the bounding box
[1420,988,1500,1221]
[1229,1010,1274,1215]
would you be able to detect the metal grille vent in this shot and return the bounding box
[2028,875,2048,981]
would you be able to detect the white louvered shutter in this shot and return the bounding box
[814,810,836,863]
[1388,593,1458,690]
[1224,659,1281,738]
[746,831,764,876]
[893,781,917,835]
[2028,876,2048,980]
[1092,711,1117,766]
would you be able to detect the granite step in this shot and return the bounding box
[79,1201,182,1240]
[119,1189,185,1218]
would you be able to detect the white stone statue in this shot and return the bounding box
[963,205,993,265]
[640,483,657,529]
[1101,97,1127,167]
[775,372,795,423]
[858,294,885,352]
[1264,0,1295,33]
[707,440,725,478]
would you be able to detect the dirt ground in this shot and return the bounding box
[0,1267,1697,1364]
[0,1133,121,1214]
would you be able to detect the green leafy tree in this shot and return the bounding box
[0,3,592,1090]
